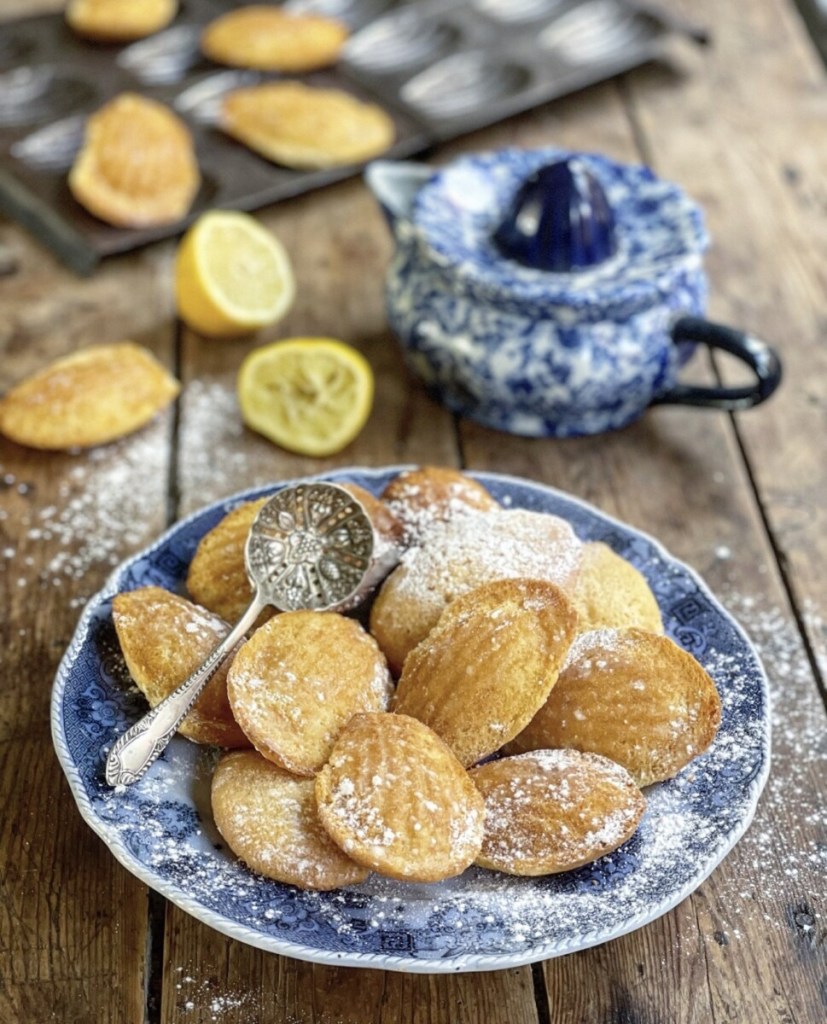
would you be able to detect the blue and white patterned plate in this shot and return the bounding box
[51,467,770,973]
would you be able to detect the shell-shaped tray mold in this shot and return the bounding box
[285,0,400,30]
[539,0,655,63]
[116,25,206,86]
[0,0,703,274]
[401,53,532,122]
[344,10,461,75]
[343,0,676,135]
[0,67,98,128]
[10,115,86,172]
[473,0,566,24]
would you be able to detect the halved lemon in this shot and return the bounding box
[174,210,295,338]
[238,337,374,457]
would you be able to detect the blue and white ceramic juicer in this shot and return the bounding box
[366,148,781,438]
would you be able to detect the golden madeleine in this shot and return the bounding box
[227,611,393,776]
[572,541,663,634]
[0,342,179,450]
[315,713,485,882]
[509,628,722,787]
[220,82,395,171]
[394,578,578,767]
[381,466,499,545]
[112,586,249,747]
[201,5,348,72]
[369,508,583,675]
[66,0,177,42]
[187,497,269,624]
[69,93,200,228]
[470,750,646,875]
[212,750,369,890]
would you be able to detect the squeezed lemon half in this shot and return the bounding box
[174,210,295,338]
[237,337,374,456]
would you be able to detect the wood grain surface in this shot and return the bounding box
[0,0,825,1022]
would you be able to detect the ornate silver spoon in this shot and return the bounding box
[105,482,377,788]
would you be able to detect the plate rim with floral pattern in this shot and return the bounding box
[51,466,771,973]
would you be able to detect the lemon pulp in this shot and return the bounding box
[238,337,374,456]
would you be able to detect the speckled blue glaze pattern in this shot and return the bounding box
[52,468,769,973]
[388,257,707,437]
[410,149,708,315]
[372,149,710,437]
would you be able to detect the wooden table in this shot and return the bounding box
[1,1,826,1021]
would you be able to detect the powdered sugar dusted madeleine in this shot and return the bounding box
[212,750,369,890]
[112,587,248,747]
[470,750,646,875]
[315,713,484,882]
[572,541,663,635]
[394,579,578,767]
[187,497,269,624]
[220,82,395,171]
[69,93,200,228]
[509,628,722,787]
[369,509,582,675]
[227,612,393,776]
[0,342,179,450]
[201,6,348,72]
[381,466,499,545]
[66,0,177,42]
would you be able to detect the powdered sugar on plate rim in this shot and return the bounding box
[50,466,771,973]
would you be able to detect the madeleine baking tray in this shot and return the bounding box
[0,0,706,274]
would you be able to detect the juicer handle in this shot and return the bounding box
[655,315,782,410]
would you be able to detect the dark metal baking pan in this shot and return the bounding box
[0,0,705,274]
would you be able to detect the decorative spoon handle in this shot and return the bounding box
[104,595,264,787]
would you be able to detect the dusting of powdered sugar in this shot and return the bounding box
[172,968,253,1021]
[384,479,496,546]
[385,508,582,626]
[562,627,625,666]
[177,379,250,500]
[1,429,167,609]
[692,590,827,945]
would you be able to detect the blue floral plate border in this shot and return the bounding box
[51,467,770,973]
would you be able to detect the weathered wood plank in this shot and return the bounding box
[625,0,827,693]
[164,918,539,1024]
[0,61,178,1007]
[456,60,827,1024]
[463,408,827,1023]
[0,254,176,1024]
[0,0,61,17]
